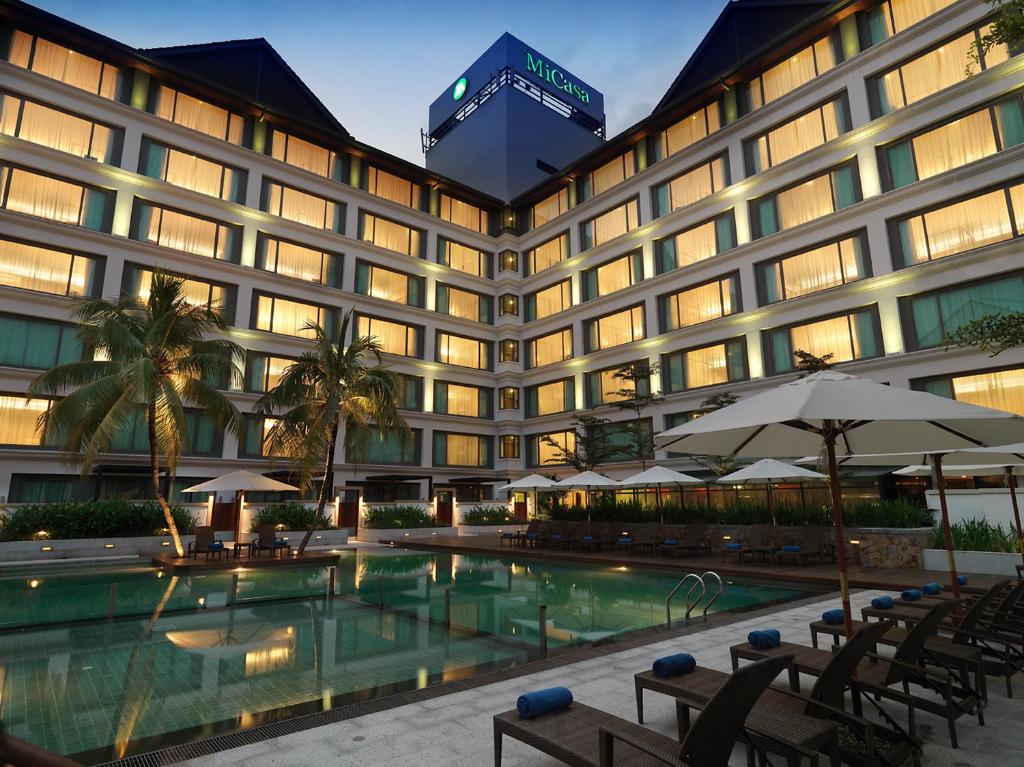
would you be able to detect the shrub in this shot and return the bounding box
[936,518,1021,553]
[0,499,195,541]
[250,502,335,532]
[842,499,929,528]
[363,505,443,528]
[461,505,516,525]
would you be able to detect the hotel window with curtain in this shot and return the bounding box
[659,275,739,333]
[500,339,520,364]
[0,237,102,297]
[889,179,1024,268]
[252,293,337,340]
[347,426,422,465]
[244,352,297,393]
[0,314,83,370]
[584,304,645,353]
[439,193,487,233]
[764,307,882,375]
[500,294,519,317]
[0,394,60,447]
[438,238,493,278]
[913,366,1024,416]
[751,161,861,239]
[435,332,492,370]
[580,198,640,251]
[256,234,342,288]
[355,261,424,307]
[499,387,519,410]
[358,211,424,257]
[433,432,493,468]
[526,328,573,368]
[436,283,492,324]
[130,200,241,262]
[880,93,1024,190]
[123,265,236,323]
[655,212,736,275]
[586,361,650,407]
[532,187,570,228]
[652,155,729,218]
[526,232,569,275]
[500,250,519,273]
[267,127,338,179]
[591,418,653,463]
[525,378,575,418]
[757,232,870,305]
[582,250,642,301]
[528,430,576,468]
[745,30,842,112]
[868,24,1015,118]
[4,30,124,100]
[862,0,957,45]
[0,163,112,231]
[355,314,423,358]
[138,138,246,203]
[662,339,747,393]
[149,83,245,145]
[261,179,344,233]
[398,375,424,412]
[744,94,851,175]
[901,271,1024,351]
[105,408,222,457]
[499,435,520,460]
[363,164,421,208]
[525,280,571,322]
[582,149,636,200]
[433,381,493,418]
[653,101,721,162]
[0,90,123,164]
[240,416,287,459]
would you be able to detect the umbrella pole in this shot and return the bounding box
[768,482,775,526]
[1005,467,1024,569]
[824,431,854,638]
[931,455,962,603]
[656,483,663,524]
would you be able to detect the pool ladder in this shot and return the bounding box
[665,571,724,629]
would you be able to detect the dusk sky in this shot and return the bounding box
[33,0,726,164]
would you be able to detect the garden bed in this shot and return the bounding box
[356,527,459,542]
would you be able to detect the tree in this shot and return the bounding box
[29,271,241,557]
[540,414,626,472]
[967,1,1024,75]
[943,312,1024,357]
[793,350,834,376]
[610,361,663,470]
[255,310,408,554]
[689,392,741,477]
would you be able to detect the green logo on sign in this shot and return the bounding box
[452,76,468,101]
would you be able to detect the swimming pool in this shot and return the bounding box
[0,549,820,762]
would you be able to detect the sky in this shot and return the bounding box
[34,0,727,165]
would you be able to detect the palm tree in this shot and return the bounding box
[254,310,408,555]
[28,271,242,557]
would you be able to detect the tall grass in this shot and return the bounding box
[935,518,1021,553]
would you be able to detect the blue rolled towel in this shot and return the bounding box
[582,535,594,542]
[663,538,678,545]
[527,533,540,539]
[208,541,224,550]
[958,575,968,586]
[781,545,801,552]
[551,534,563,540]
[921,582,941,596]
[653,653,696,678]
[871,596,894,610]
[748,629,781,649]
[517,687,573,719]
[724,542,742,550]
[618,537,632,544]
[274,539,288,547]
[821,609,845,625]
[901,589,922,601]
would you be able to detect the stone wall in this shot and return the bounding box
[846,527,933,569]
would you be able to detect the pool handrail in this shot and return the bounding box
[665,572,702,629]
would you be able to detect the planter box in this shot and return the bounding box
[456,524,524,536]
[267,529,350,547]
[923,548,1023,576]
[356,526,458,542]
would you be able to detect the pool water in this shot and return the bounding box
[0,549,818,762]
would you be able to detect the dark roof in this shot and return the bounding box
[143,38,350,139]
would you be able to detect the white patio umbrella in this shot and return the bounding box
[498,474,560,519]
[717,459,826,525]
[617,466,703,520]
[555,471,620,516]
[655,371,1023,636]
[183,471,300,544]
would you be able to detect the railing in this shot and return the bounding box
[666,571,724,630]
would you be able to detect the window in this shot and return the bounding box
[0,163,112,231]
[525,280,571,321]
[527,328,573,368]
[591,418,654,463]
[6,30,123,99]
[499,387,519,410]
[439,194,487,233]
[139,138,246,203]
[654,102,721,161]
[131,201,241,262]
[268,127,337,178]
[500,339,520,364]
[239,416,281,458]
[890,180,1024,268]
[252,293,337,340]
[758,232,870,304]
[584,305,646,353]
[526,378,575,417]
[0,237,101,297]
[764,307,882,375]
[433,432,492,468]
[863,0,956,43]
[398,374,424,411]
[745,95,851,174]
[655,213,736,275]
[262,180,344,233]
[438,238,492,278]
[123,265,235,323]
[244,352,297,393]
[528,430,576,467]
[881,95,1024,190]
[581,197,641,250]
[582,150,635,200]
[527,233,569,275]
[0,314,83,369]
[359,211,423,257]
[869,25,1013,117]
[436,332,492,370]
[582,251,642,301]
[902,272,1024,350]
[500,250,519,273]
[355,314,422,358]
[0,90,123,164]
[436,284,492,324]
[913,366,1024,416]
[107,408,221,456]
[662,339,748,392]
[346,426,422,465]
[751,162,861,238]
[364,165,421,208]
[433,381,493,418]
[256,234,342,288]
[499,294,519,317]
[532,187,570,228]
[586,361,651,407]
[659,275,739,333]
[499,435,520,460]
[653,155,729,217]
[0,394,56,447]
[149,83,244,145]
[355,261,424,307]
[747,32,841,111]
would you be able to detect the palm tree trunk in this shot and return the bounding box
[298,420,338,555]
[148,404,183,557]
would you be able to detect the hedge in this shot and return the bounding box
[250,502,335,532]
[0,500,196,541]
[460,505,516,525]
[363,505,443,528]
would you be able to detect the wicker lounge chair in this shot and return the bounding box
[721,524,771,563]
[254,524,291,559]
[683,524,711,555]
[187,525,225,560]
[656,525,686,558]
[775,526,832,566]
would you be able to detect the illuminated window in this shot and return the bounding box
[0,237,101,297]
[764,308,881,375]
[903,271,1024,350]
[526,328,572,368]
[662,339,747,392]
[0,394,57,447]
[655,102,721,161]
[436,332,492,370]
[499,387,519,410]
[122,265,234,322]
[5,30,123,99]
[433,432,492,467]
[359,211,423,257]
[752,162,861,238]
[436,284,492,324]
[864,0,956,43]
[439,194,487,233]
[245,352,297,393]
[0,163,112,231]
[398,375,424,411]
[655,212,736,275]
[525,378,575,417]
[532,187,570,228]
[745,95,851,174]
[139,138,246,203]
[586,361,651,407]
[256,234,342,288]
[500,250,519,273]
[660,275,739,333]
[0,314,83,370]
[499,435,520,459]
[528,430,576,467]
[346,426,422,465]
[758,233,869,304]
[584,305,645,352]
[355,261,424,307]
[131,201,241,262]
[253,293,337,340]
[0,90,122,164]
[150,83,244,145]
[581,198,640,250]
[433,381,492,418]
[500,339,519,364]
[527,233,569,275]
[268,127,337,178]
[914,366,1024,416]
[355,314,422,358]
[747,33,841,111]
[583,150,635,200]
[262,180,344,232]
[653,155,729,217]
[364,165,421,208]
[582,251,642,301]
[438,238,492,278]
[499,294,519,317]
[525,279,571,321]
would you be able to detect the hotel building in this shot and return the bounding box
[0,0,1022,522]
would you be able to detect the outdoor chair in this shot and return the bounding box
[614,526,640,554]
[775,526,833,566]
[522,520,543,547]
[682,524,711,555]
[578,522,611,552]
[186,525,225,561]
[254,524,291,559]
[632,523,661,554]
[656,525,686,558]
[548,522,571,549]
[721,524,771,563]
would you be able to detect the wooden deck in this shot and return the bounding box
[151,550,342,572]
[379,533,1007,593]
